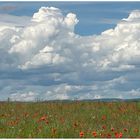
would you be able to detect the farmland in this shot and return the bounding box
[0,101,140,138]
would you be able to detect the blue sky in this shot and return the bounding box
[0,2,140,101]
[1,2,140,35]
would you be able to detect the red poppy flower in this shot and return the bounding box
[119,132,123,138]
[45,120,49,124]
[107,133,111,138]
[111,127,114,131]
[134,128,139,133]
[123,128,128,132]
[101,115,106,120]
[115,133,119,138]
[73,122,78,128]
[40,115,47,121]
[79,131,84,137]
[60,117,65,124]
[102,125,106,129]
[92,131,97,137]
[115,132,123,138]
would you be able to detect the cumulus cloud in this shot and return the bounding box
[10,91,38,101]
[0,7,140,100]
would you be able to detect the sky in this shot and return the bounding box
[0,2,140,101]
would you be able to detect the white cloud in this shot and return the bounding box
[129,89,140,97]
[10,91,38,101]
[32,7,63,22]
[123,10,140,21]
[0,7,140,100]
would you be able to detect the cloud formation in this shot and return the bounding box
[0,7,140,101]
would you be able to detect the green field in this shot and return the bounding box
[0,101,140,138]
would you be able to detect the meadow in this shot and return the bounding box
[0,101,140,138]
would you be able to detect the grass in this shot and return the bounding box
[0,101,140,138]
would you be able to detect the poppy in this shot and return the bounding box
[60,117,65,124]
[123,128,128,132]
[45,120,49,124]
[73,122,78,128]
[111,127,114,131]
[79,131,84,137]
[115,132,123,138]
[119,132,123,138]
[101,115,106,120]
[92,131,97,137]
[107,133,111,138]
[115,133,119,138]
[134,128,139,133]
[40,115,47,121]
[102,125,106,130]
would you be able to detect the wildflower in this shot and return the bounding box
[73,122,78,128]
[40,116,46,121]
[39,115,47,121]
[45,120,49,124]
[79,131,84,137]
[115,132,119,138]
[101,115,106,120]
[7,120,18,126]
[111,127,115,131]
[102,125,106,130]
[115,132,123,138]
[92,131,97,137]
[119,132,123,138]
[100,133,105,138]
[134,128,139,133]
[60,117,65,124]
[32,113,38,118]
[123,128,128,132]
[107,133,111,138]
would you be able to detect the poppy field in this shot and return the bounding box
[0,101,140,138]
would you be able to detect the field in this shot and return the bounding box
[0,101,140,138]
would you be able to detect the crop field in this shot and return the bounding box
[0,101,140,138]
